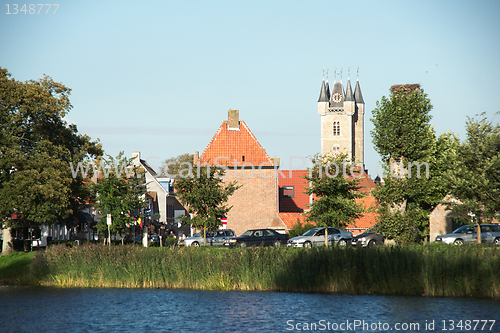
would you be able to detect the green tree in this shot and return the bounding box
[287,218,316,238]
[371,84,448,243]
[174,165,240,246]
[445,113,500,243]
[0,68,102,254]
[302,153,363,246]
[91,152,147,244]
[160,153,194,178]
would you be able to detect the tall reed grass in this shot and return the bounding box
[29,243,500,298]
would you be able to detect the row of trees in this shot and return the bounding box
[0,69,148,254]
[371,84,500,243]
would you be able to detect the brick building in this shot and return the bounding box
[196,109,285,236]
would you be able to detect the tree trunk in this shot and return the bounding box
[2,227,13,256]
[324,227,329,247]
[203,226,207,246]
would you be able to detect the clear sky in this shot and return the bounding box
[2,0,499,177]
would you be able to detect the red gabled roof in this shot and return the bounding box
[199,121,274,167]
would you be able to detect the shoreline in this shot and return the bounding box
[2,244,499,298]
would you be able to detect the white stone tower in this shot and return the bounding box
[318,68,364,164]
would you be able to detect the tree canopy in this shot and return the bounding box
[445,113,500,242]
[160,153,194,178]
[91,152,147,243]
[173,165,240,245]
[370,85,449,243]
[302,153,363,246]
[0,68,102,253]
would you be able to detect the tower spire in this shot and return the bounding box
[318,69,329,103]
[345,67,354,102]
[354,68,364,104]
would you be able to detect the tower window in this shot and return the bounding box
[333,122,340,136]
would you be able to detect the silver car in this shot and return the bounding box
[287,227,352,248]
[435,224,500,245]
[178,229,236,247]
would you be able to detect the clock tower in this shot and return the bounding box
[318,68,364,164]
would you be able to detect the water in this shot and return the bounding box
[0,286,498,332]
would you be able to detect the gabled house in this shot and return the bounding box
[132,152,189,237]
[196,110,285,236]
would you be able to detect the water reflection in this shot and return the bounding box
[0,286,498,332]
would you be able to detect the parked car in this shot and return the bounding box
[350,225,385,247]
[287,227,352,248]
[225,229,288,248]
[178,229,236,247]
[435,224,500,245]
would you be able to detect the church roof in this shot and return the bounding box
[199,118,275,167]
[345,78,354,102]
[330,81,345,107]
[318,79,329,102]
[354,79,364,104]
[325,80,331,100]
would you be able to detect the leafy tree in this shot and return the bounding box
[91,152,147,244]
[0,68,102,254]
[287,218,316,238]
[445,113,500,243]
[302,153,363,246]
[370,85,449,243]
[174,165,240,246]
[160,153,194,178]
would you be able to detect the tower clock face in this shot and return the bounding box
[332,93,342,103]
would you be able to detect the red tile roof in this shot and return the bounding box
[346,213,379,235]
[199,120,274,167]
[278,212,378,234]
[355,196,378,210]
[278,212,308,229]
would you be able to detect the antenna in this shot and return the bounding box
[340,67,343,82]
[334,68,337,82]
[322,67,325,80]
[357,67,359,81]
[326,68,329,82]
[348,66,351,80]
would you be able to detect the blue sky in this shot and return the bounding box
[2,0,499,177]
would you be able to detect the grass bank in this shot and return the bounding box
[0,251,38,285]
[3,244,500,298]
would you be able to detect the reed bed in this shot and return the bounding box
[28,243,500,298]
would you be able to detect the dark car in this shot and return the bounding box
[350,225,385,247]
[225,229,288,248]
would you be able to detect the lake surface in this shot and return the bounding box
[0,286,498,332]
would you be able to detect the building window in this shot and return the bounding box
[333,121,340,136]
[282,186,294,198]
[333,145,340,151]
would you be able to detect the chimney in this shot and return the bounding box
[228,109,240,130]
[193,151,199,165]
